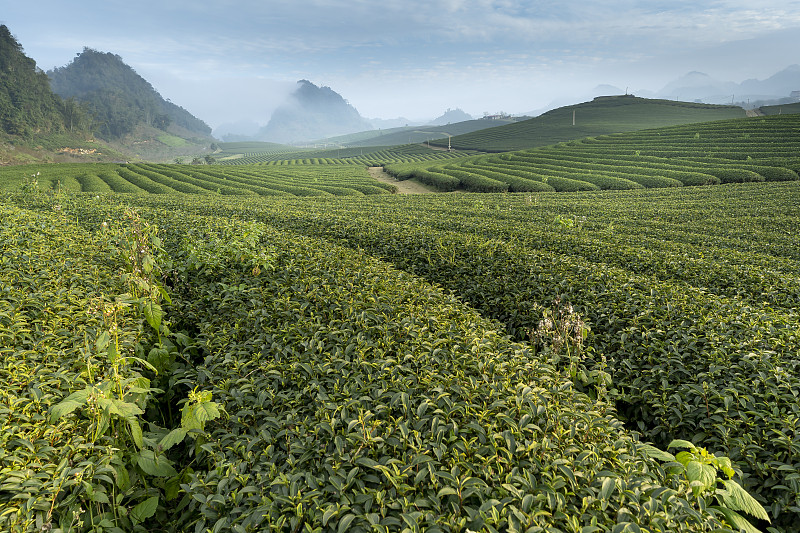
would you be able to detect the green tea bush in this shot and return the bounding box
[127,165,209,194]
[741,165,798,182]
[76,172,113,193]
[98,171,147,193]
[116,166,174,194]
[709,168,765,183]
[440,167,509,193]
[156,216,727,532]
[411,169,461,191]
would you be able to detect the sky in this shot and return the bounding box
[3,0,800,133]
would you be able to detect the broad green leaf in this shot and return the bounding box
[686,461,716,489]
[142,300,162,332]
[113,464,132,492]
[96,330,111,352]
[165,475,183,501]
[137,450,178,477]
[90,490,110,504]
[159,428,187,451]
[667,439,696,452]
[675,451,693,467]
[718,479,770,521]
[716,456,735,479]
[438,487,459,497]
[49,400,83,422]
[710,505,763,533]
[599,477,615,500]
[337,514,356,533]
[181,404,202,432]
[114,399,144,419]
[193,401,221,424]
[638,444,674,462]
[130,496,159,523]
[129,419,143,449]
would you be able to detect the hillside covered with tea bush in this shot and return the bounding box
[1,178,797,532]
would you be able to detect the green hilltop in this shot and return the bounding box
[0,25,214,164]
[430,96,747,152]
[308,116,521,148]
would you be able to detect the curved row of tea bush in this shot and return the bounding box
[0,194,735,532]
[0,163,397,197]
[132,183,800,530]
[216,144,479,166]
[397,114,800,192]
[0,199,182,533]
[156,213,726,532]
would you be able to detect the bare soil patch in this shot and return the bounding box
[368,166,437,194]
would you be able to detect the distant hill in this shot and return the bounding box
[0,24,84,138]
[304,116,519,148]
[432,96,747,152]
[430,108,473,125]
[257,80,374,143]
[657,65,800,104]
[48,48,212,140]
[759,102,800,115]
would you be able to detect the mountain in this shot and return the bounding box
[257,80,373,143]
[657,65,800,104]
[368,117,421,129]
[48,48,212,139]
[430,108,473,125]
[434,96,745,153]
[0,24,83,137]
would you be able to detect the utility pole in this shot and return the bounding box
[572,109,576,126]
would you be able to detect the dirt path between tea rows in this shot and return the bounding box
[368,166,436,194]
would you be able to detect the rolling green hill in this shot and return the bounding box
[213,142,480,165]
[312,117,520,148]
[759,101,800,115]
[430,96,746,152]
[386,114,799,192]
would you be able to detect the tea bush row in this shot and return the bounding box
[152,212,727,532]
[1,194,735,531]
[152,184,800,529]
[400,114,800,193]
[0,163,396,197]
[0,198,181,532]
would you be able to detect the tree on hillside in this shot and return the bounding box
[48,48,211,139]
[0,25,73,137]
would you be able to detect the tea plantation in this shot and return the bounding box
[385,114,800,193]
[1,176,798,532]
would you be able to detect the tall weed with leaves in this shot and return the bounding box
[48,209,220,532]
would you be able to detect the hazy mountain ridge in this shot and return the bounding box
[48,48,212,139]
[430,108,473,125]
[656,65,800,104]
[257,80,374,143]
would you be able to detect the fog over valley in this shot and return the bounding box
[3,1,800,139]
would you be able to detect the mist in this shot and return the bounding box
[3,1,800,137]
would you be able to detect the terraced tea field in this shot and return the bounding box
[429,96,746,152]
[214,143,480,166]
[1,178,798,532]
[389,114,800,192]
[1,162,398,196]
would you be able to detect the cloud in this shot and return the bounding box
[3,0,800,125]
